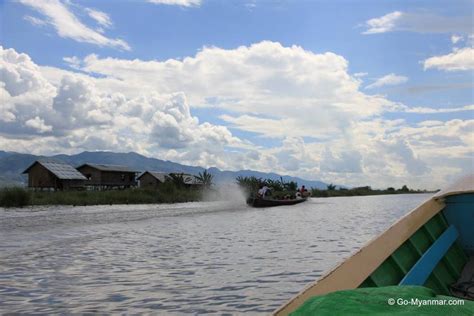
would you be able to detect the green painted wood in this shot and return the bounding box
[369,257,404,286]
[390,253,408,274]
[400,226,458,295]
[408,235,451,295]
[391,243,419,274]
[359,212,469,295]
[425,225,460,278]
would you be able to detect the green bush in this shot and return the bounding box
[0,187,31,207]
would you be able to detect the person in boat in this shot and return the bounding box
[257,185,271,199]
[300,185,307,193]
[299,185,311,198]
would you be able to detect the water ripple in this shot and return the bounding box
[0,194,430,314]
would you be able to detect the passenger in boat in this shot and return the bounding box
[299,185,310,198]
[257,185,271,199]
[300,185,307,193]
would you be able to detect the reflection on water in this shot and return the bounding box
[0,194,431,314]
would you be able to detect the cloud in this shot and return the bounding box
[363,11,473,73]
[2,44,472,189]
[63,56,82,70]
[18,0,129,50]
[57,42,473,187]
[85,8,112,29]
[363,11,403,34]
[363,11,472,35]
[23,15,47,26]
[404,104,474,114]
[25,116,53,133]
[320,148,363,173]
[365,73,408,89]
[386,103,473,115]
[423,47,474,71]
[451,35,463,44]
[0,46,245,171]
[354,72,368,77]
[70,41,397,137]
[381,139,430,176]
[147,0,202,7]
[396,82,472,95]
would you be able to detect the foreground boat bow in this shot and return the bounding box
[274,175,474,315]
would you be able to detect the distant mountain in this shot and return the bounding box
[0,151,329,189]
[0,151,39,186]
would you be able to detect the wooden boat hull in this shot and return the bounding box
[274,175,474,315]
[247,197,307,208]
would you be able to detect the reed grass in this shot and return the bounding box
[0,187,31,207]
[0,183,202,207]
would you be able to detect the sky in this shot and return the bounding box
[0,0,473,189]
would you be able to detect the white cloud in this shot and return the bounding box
[451,35,463,44]
[147,0,201,7]
[63,56,82,69]
[365,73,408,89]
[25,116,53,133]
[46,42,474,186]
[363,11,473,73]
[423,47,474,71]
[381,139,430,176]
[387,102,474,114]
[23,15,47,26]
[363,11,403,34]
[320,148,363,173]
[405,104,474,114]
[0,46,244,171]
[354,72,368,77]
[85,8,112,28]
[2,44,472,189]
[363,11,472,35]
[72,41,396,133]
[18,0,129,50]
[417,120,444,127]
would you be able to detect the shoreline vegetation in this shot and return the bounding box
[0,185,203,208]
[236,176,435,199]
[1,175,435,208]
[310,184,435,198]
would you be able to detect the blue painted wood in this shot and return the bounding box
[399,225,459,286]
[443,193,474,256]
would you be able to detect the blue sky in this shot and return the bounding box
[0,0,473,188]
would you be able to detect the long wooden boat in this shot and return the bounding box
[274,174,474,315]
[247,197,307,208]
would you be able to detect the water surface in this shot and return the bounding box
[0,194,431,314]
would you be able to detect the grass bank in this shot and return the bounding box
[0,187,31,207]
[0,184,202,207]
[311,186,435,198]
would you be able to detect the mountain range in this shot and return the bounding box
[0,150,329,189]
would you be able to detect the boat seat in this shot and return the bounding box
[450,256,474,300]
[399,225,459,286]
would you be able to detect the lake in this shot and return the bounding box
[0,194,431,314]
